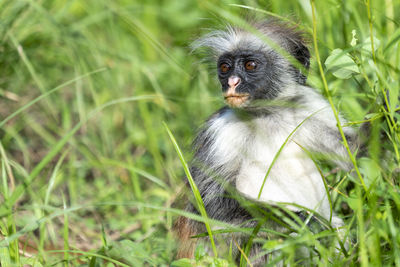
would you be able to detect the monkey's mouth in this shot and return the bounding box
[224,94,250,107]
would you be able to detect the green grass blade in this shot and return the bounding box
[47,250,130,267]
[0,67,107,128]
[0,95,159,217]
[257,107,326,199]
[163,122,218,257]
[310,0,367,192]
[62,195,69,267]
[0,246,12,267]
[229,4,313,34]
[295,142,333,223]
[99,157,168,189]
[8,31,56,115]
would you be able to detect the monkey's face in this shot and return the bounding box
[217,49,285,108]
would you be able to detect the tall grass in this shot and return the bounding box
[0,0,399,266]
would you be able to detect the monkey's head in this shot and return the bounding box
[193,20,310,108]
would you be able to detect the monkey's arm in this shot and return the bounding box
[296,113,358,171]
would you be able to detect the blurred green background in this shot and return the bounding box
[0,0,399,266]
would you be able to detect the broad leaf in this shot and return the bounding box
[325,49,359,79]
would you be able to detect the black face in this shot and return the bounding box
[217,50,284,101]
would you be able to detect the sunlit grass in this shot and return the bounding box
[0,0,399,266]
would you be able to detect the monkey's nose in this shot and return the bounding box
[228,76,241,88]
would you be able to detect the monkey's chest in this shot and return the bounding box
[206,110,331,218]
[234,129,330,218]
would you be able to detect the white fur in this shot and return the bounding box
[192,26,270,58]
[236,117,330,218]
[204,97,338,219]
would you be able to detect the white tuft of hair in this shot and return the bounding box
[191,25,268,58]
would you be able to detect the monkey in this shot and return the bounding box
[174,19,357,265]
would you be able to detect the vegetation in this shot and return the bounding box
[0,0,399,266]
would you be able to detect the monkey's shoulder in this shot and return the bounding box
[192,106,228,142]
[206,106,231,122]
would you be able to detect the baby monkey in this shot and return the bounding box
[175,19,356,265]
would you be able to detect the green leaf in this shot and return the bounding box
[362,36,381,52]
[364,112,381,120]
[195,243,207,261]
[346,196,358,211]
[325,49,359,79]
[20,257,44,267]
[171,257,234,267]
[171,258,195,267]
[387,80,399,116]
[209,257,234,267]
[263,239,283,250]
[106,240,149,266]
[358,157,381,188]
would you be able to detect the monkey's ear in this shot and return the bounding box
[293,42,310,70]
[291,41,310,85]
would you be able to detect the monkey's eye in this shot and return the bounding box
[220,63,231,73]
[245,61,257,71]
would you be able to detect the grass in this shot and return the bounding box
[0,0,399,266]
